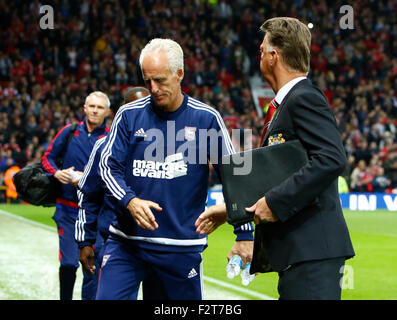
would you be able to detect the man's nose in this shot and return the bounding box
[149,80,159,93]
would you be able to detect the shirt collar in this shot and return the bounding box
[274,76,306,105]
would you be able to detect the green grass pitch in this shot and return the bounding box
[0,203,396,300]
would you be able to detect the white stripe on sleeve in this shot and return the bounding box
[99,97,150,200]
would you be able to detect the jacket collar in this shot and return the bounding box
[262,78,310,146]
[83,117,107,134]
[274,76,307,105]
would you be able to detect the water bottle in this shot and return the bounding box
[69,169,82,181]
[226,255,242,279]
[240,262,255,286]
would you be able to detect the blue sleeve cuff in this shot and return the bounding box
[120,191,136,209]
[77,241,94,249]
[233,222,254,241]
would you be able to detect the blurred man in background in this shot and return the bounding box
[4,158,20,203]
[42,91,110,300]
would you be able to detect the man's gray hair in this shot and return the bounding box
[260,17,311,74]
[85,91,111,109]
[139,38,184,75]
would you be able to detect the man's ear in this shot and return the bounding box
[268,49,276,66]
[177,68,184,83]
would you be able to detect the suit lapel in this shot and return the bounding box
[262,100,285,145]
[261,79,309,147]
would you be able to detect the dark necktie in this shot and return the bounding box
[260,98,279,146]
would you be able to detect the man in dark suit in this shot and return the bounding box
[196,17,355,300]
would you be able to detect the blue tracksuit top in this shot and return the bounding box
[41,118,109,213]
[75,137,253,249]
[96,93,253,252]
[75,137,115,247]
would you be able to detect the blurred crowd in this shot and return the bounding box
[0,0,396,202]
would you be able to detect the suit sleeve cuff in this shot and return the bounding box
[265,192,295,223]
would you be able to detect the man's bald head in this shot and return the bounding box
[123,86,150,104]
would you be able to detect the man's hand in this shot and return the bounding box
[127,197,162,230]
[227,240,254,269]
[53,166,83,186]
[246,196,278,225]
[79,246,96,275]
[54,166,76,184]
[195,203,227,235]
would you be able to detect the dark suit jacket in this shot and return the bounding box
[251,79,355,273]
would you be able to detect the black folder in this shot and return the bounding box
[219,140,308,225]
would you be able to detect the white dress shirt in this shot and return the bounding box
[274,76,307,105]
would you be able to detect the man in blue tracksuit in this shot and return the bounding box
[96,39,254,300]
[41,91,110,300]
[76,87,151,275]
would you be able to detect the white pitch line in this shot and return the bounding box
[0,208,275,300]
[0,208,84,300]
[0,209,56,232]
